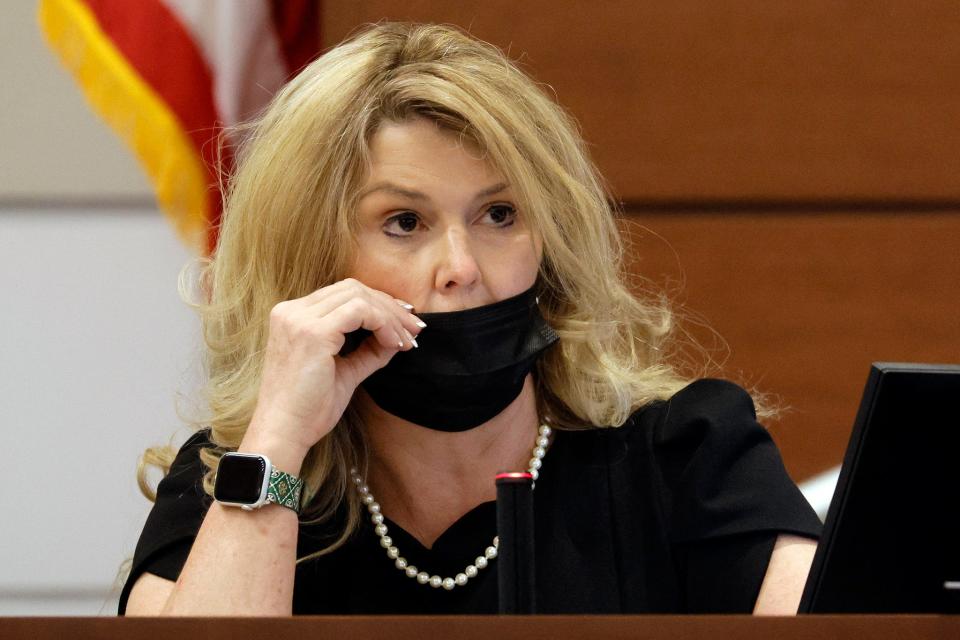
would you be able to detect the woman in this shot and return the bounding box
[121,22,821,615]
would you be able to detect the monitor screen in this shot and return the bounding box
[799,362,960,613]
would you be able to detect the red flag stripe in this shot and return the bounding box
[269,0,321,76]
[83,0,227,252]
[83,0,223,176]
[76,0,322,254]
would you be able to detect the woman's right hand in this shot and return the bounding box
[240,278,425,471]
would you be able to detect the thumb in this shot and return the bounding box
[336,337,399,388]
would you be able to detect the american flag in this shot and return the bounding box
[39,0,321,254]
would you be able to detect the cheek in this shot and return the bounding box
[482,232,541,294]
[346,232,392,284]
[347,236,426,300]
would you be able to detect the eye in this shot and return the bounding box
[483,204,517,227]
[383,212,421,237]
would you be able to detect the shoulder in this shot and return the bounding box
[551,379,762,477]
[619,379,821,543]
[621,378,761,447]
[158,430,215,494]
[119,430,216,613]
[145,429,216,531]
[660,378,756,421]
[555,379,758,449]
[170,429,215,466]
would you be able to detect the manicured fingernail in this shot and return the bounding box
[396,300,414,310]
[404,330,418,349]
[414,319,427,328]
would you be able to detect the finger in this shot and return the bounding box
[354,292,414,350]
[302,280,411,325]
[297,277,384,309]
[296,286,407,351]
[324,297,406,351]
[309,285,424,348]
[365,288,426,342]
[291,278,367,311]
[403,327,418,349]
[301,286,366,318]
[335,333,399,387]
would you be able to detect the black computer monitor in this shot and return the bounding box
[799,362,960,613]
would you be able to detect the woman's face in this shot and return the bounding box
[349,117,542,313]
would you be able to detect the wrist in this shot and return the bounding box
[244,407,321,471]
[238,432,308,478]
[214,451,304,514]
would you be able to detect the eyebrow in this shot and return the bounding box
[359,181,510,203]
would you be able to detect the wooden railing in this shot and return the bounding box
[3,614,960,640]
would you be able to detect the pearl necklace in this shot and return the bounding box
[349,424,552,591]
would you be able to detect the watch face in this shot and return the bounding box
[214,454,268,504]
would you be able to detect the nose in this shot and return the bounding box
[433,226,481,292]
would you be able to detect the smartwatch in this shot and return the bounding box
[214,452,303,514]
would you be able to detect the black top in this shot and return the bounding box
[118,379,822,614]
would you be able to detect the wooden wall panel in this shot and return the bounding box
[322,1,960,203]
[318,3,960,481]
[621,211,960,480]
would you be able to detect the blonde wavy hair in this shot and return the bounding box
[140,21,700,561]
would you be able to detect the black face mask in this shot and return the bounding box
[342,286,558,431]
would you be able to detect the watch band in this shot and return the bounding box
[267,466,304,514]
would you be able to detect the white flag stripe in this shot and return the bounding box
[161,0,290,129]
